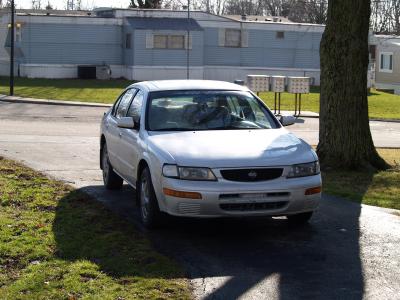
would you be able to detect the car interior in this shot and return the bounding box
[148,92,274,131]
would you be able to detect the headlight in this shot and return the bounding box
[162,164,217,181]
[287,161,320,178]
[162,164,179,178]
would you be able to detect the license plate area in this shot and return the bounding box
[219,192,290,201]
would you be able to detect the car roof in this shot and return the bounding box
[129,80,249,92]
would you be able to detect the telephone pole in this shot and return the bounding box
[9,0,14,96]
[186,0,190,79]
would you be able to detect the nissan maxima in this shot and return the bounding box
[100,80,321,228]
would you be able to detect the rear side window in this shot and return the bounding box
[115,89,136,119]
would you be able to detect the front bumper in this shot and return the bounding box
[157,174,321,218]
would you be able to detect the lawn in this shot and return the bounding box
[1,77,400,119]
[0,157,190,299]
[322,148,400,210]
[260,87,400,120]
[0,77,131,104]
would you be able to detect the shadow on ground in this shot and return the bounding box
[54,181,373,299]
[52,187,185,280]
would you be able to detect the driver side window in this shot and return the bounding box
[115,89,136,119]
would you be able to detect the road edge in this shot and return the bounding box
[0,94,112,108]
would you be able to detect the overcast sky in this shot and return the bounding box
[15,0,132,10]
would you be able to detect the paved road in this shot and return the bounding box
[1,101,400,300]
[290,117,400,148]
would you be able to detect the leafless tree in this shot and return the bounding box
[32,0,42,9]
[285,0,327,24]
[129,0,162,8]
[262,0,291,16]
[224,0,263,15]
[45,1,53,9]
[371,0,392,33]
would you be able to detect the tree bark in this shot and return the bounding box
[317,0,388,171]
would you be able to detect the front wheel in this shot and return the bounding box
[286,211,313,225]
[102,144,123,190]
[138,167,163,229]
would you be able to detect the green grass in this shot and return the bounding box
[0,157,191,299]
[260,87,400,120]
[1,77,400,119]
[322,149,400,210]
[0,77,131,104]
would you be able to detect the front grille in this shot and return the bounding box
[220,201,288,212]
[220,168,283,182]
[178,203,201,215]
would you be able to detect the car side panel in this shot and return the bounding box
[104,114,122,171]
[118,128,141,184]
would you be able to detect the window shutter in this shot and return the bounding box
[241,30,249,48]
[218,28,226,47]
[186,34,193,49]
[145,32,154,49]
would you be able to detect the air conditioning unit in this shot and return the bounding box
[270,76,286,92]
[246,75,270,92]
[96,65,111,80]
[287,77,310,94]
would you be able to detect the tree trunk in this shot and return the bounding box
[317,0,388,171]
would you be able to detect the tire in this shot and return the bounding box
[287,211,313,225]
[102,144,123,190]
[138,167,163,229]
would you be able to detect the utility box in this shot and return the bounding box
[287,77,310,94]
[270,76,286,92]
[246,75,270,92]
[96,65,112,80]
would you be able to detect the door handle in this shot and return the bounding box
[119,132,122,137]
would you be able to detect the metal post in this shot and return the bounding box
[9,0,15,96]
[186,0,190,80]
[299,93,302,116]
[278,93,281,115]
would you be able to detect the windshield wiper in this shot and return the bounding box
[152,128,196,131]
[209,125,262,130]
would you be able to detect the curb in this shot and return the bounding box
[369,118,400,123]
[0,95,112,108]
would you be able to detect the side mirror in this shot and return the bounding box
[279,115,296,126]
[117,117,139,129]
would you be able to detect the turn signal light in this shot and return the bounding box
[163,188,202,199]
[305,186,322,195]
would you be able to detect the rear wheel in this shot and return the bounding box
[138,167,163,229]
[102,144,123,190]
[287,211,313,224]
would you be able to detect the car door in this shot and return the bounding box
[106,88,137,174]
[118,89,145,184]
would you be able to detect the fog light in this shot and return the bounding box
[305,186,322,195]
[163,188,202,199]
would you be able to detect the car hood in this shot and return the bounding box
[147,129,316,168]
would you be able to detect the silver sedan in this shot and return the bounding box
[100,80,321,228]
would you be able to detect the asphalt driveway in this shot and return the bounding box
[1,100,400,299]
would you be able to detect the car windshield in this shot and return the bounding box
[147,90,279,131]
